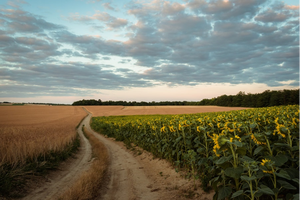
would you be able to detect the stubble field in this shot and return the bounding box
[84,105,249,116]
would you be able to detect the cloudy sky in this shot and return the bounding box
[0,0,299,104]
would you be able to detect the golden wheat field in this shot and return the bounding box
[0,106,87,166]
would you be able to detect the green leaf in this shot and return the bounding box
[275,169,291,180]
[172,150,176,156]
[267,155,288,167]
[240,156,255,162]
[291,146,299,152]
[292,178,299,184]
[277,180,297,190]
[286,168,299,179]
[217,186,232,200]
[241,175,257,182]
[286,193,293,200]
[212,179,219,191]
[232,141,243,147]
[236,147,247,155]
[231,190,244,198]
[293,194,299,200]
[250,123,256,129]
[258,184,275,195]
[186,139,191,145]
[279,127,288,134]
[274,143,291,148]
[197,147,205,153]
[209,176,219,185]
[175,136,182,143]
[225,166,243,179]
[242,182,249,190]
[254,146,265,155]
[215,155,233,165]
[273,188,279,194]
[254,191,263,198]
[197,158,207,166]
[275,155,289,166]
[256,170,265,179]
[264,131,272,136]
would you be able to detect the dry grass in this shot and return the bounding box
[0,106,87,167]
[59,126,109,200]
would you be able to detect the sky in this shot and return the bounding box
[0,0,299,104]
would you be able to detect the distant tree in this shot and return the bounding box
[269,91,281,106]
[72,89,298,107]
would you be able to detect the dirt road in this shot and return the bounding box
[83,112,159,200]
[24,107,216,200]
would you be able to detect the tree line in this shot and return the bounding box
[72,89,299,107]
[198,89,299,107]
[72,99,198,106]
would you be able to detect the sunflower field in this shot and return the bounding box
[91,105,299,200]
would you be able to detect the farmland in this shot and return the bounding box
[91,105,299,200]
[85,105,249,116]
[0,106,87,197]
[0,105,298,200]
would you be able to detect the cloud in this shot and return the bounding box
[0,35,61,64]
[106,18,128,30]
[52,30,125,56]
[121,0,298,86]
[186,0,268,20]
[69,11,128,30]
[103,2,116,11]
[0,0,298,99]
[255,9,290,22]
[162,1,185,15]
[0,8,64,33]
[284,5,299,10]
[6,0,27,8]
[0,61,152,97]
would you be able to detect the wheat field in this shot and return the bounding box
[0,106,87,167]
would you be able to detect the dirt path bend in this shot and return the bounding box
[23,114,92,200]
[83,110,159,200]
[84,109,214,200]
